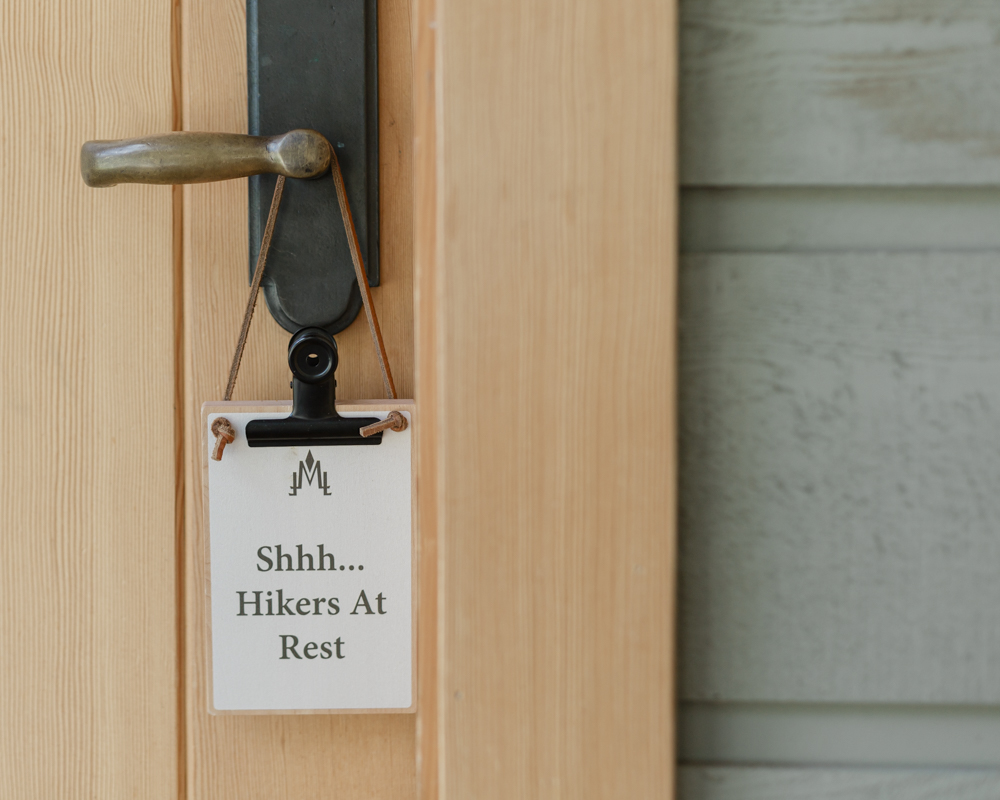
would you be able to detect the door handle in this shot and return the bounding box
[80,129,331,187]
[79,1,378,337]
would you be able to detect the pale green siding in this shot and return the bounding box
[679,1,1000,794]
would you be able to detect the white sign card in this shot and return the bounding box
[203,401,414,714]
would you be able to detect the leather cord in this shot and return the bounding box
[330,152,396,398]
[223,150,396,401]
[224,174,285,401]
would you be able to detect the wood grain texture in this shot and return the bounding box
[419,0,678,796]
[679,253,1000,704]
[411,0,440,796]
[678,767,1000,800]
[181,0,416,797]
[680,0,1000,185]
[0,1,178,798]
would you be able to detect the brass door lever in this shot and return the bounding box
[80,129,331,187]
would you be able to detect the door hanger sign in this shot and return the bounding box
[202,401,415,714]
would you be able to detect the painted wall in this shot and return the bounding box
[678,1,1000,795]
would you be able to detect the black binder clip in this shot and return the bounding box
[245,328,382,447]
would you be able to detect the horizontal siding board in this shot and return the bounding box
[679,253,1000,703]
[680,188,1000,253]
[679,702,1000,768]
[679,767,1000,800]
[680,0,1000,185]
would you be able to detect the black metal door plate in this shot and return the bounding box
[248,0,379,334]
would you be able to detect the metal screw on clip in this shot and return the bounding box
[211,417,236,461]
[360,411,408,438]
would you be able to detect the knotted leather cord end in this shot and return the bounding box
[211,417,236,461]
[359,411,408,438]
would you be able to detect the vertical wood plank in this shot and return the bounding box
[416,0,678,796]
[412,0,440,795]
[181,1,417,798]
[0,1,178,798]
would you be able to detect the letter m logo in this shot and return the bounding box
[289,450,331,496]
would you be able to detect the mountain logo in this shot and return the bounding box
[289,450,330,496]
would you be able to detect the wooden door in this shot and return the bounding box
[0,1,179,797]
[0,0,676,797]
